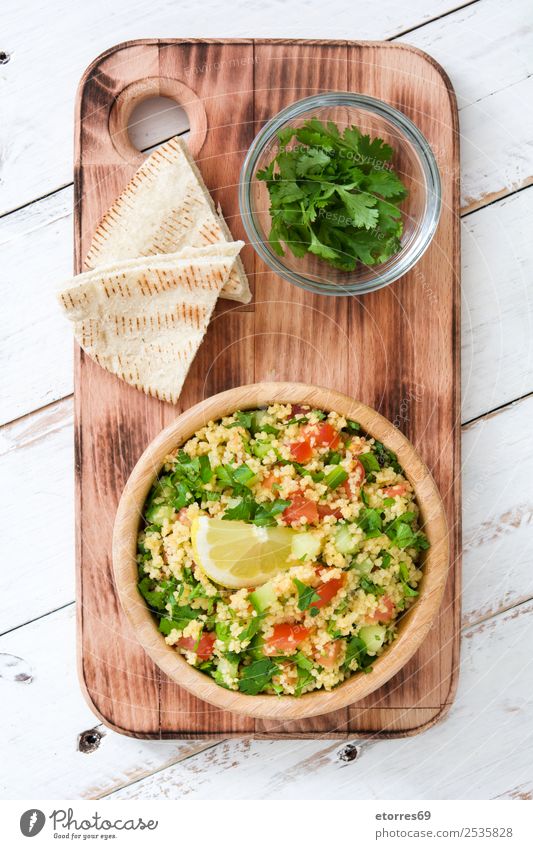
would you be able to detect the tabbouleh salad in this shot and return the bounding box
[137,403,429,696]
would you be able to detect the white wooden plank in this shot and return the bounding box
[459,76,533,211]
[403,0,533,110]
[462,393,533,625]
[461,187,533,422]
[105,600,533,800]
[402,0,533,209]
[0,188,74,422]
[0,604,212,799]
[1,0,469,216]
[3,180,533,428]
[0,399,74,633]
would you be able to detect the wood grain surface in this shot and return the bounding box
[74,38,461,738]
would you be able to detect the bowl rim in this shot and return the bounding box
[239,91,442,296]
[112,382,449,720]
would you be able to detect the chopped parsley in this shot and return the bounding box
[293,578,321,611]
[359,452,381,473]
[238,658,279,695]
[257,118,407,271]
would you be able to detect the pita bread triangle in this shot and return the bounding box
[84,136,251,304]
[58,242,243,403]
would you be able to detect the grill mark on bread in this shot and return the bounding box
[82,137,251,303]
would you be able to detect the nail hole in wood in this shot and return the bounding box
[78,728,103,754]
[0,52,10,64]
[338,742,359,762]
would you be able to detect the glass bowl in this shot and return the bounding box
[239,93,441,296]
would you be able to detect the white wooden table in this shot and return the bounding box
[2,0,532,800]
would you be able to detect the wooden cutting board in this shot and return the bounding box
[74,38,461,739]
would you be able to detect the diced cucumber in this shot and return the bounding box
[145,503,174,525]
[325,465,349,489]
[291,532,321,562]
[354,558,373,575]
[334,524,358,555]
[359,624,386,654]
[252,440,273,459]
[251,410,269,430]
[249,581,277,613]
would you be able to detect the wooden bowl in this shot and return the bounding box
[113,382,449,720]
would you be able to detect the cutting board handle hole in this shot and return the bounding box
[128,96,190,152]
[109,77,208,164]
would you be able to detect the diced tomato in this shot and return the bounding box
[282,494,319,525]
[261,472,277,490]
[301,422,340,450]
[368,595,395,623]
[312,573,346,609]
[341,460,365,500]
[178,631,216,661]
[352,459,366,487]
[290,439,314,463]
[382,484,408,497]
[264,623,311,655]
[317,503,343,520]
[177,508,191,526]
[316,640,344,668]
[287,404,309,417]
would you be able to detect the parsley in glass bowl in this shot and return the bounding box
[239,93,441,296]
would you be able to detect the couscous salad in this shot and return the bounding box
[137,403,429,696]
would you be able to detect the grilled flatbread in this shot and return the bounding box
[84,136,251,304]
[59,243,243,403]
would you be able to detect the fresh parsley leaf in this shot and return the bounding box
[359,452,381,473]
[357,508,382,535]
[380,551,392,569]
[384,512,428,550]
[159,605,200,635]
[215,622,231,645]
[238,659,279,695]
[252,499,291,527]
[293,578,321,611]
[373,440,402,473]
[295,665,314,696]
[137,577,168,611]
[222,495,256,521]
[198,455,212,483]
[225,411,253,430]
[344,635,374,671]
[257,118,408,271]
[239,614,266,642]
[359,577,386,596]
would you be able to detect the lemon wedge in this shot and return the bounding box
[191,516,296,589]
